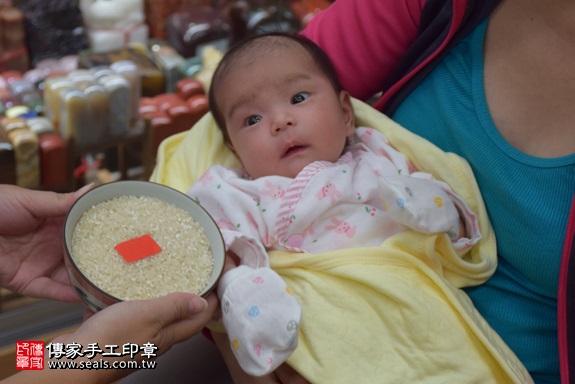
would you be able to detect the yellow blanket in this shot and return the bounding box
[150,99,532,383]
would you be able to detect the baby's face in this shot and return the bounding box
[216,45,355,179]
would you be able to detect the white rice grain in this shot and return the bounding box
[71,195,213,300]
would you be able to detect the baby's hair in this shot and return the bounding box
[208,32,344,145]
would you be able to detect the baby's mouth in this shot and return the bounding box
[282,145,306,158]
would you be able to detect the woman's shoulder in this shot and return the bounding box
[301,0,426,101]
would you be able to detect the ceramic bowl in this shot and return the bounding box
[63,180,225,312]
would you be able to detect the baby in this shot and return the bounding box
[188,33,481,382]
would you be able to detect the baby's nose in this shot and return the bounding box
[272,112,295,133]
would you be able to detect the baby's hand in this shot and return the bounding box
[379,175,461,238]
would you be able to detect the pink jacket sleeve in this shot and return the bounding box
[301,0,425,101]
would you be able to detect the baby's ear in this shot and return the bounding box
[339,91,356,135]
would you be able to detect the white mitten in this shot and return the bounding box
[379,175,461,238]
[218,265,301,376]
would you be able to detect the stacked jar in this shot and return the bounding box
[1,117,39,189]
[139,77,208,156]
[43,61,141,147]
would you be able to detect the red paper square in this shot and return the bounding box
[114,234,162,263]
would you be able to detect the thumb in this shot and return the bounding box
[26,183,94,218]
[152,293,217,347]
[152,293,209,324]
[66,183,95,210]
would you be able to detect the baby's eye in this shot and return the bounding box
[246,115,262,126]
[291,92,309,104]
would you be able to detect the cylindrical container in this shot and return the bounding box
[70,70,97,90]
[154,93,182,113]
[165,99,195,133]
[68,69,94,79]
[5,104,29,118]
[26,116,55,136]
[187,94,209,118]
[176,77,204,100]
[98,74,130,136]
[4,119,40,189]
[80,82,109,146]
[89,24,149,53]
[1,116,27,134]
[150,43,185,93]
[27,105,68,190]
[38,133,68,191]
[91,65,115,81]
[81,0,148,52]
[147,109,173,156]
[0,124,16,184]
[138,96,158,119]
[110,60,141,126]
[58,87,87,142]
[43,77,74,131]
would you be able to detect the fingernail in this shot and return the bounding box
[75,183,94,197]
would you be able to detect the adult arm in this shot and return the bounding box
[301,0,425,101]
